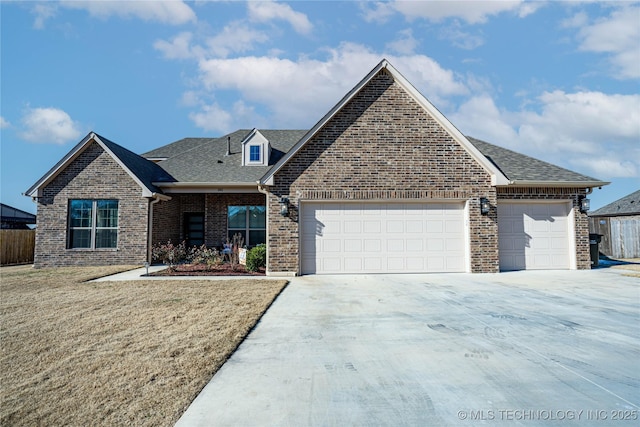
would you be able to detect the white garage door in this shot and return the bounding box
[300,202,467,274]
[497,202,572,271]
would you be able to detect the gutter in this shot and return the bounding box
[500,180,610,188]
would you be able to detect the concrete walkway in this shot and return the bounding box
[175,269,639,426]
[90,266,285,282]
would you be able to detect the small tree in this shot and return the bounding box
[225,233,245,271]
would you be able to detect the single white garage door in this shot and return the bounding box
[497,202,572,271]
[300,202,467,274]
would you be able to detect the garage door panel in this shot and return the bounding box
[301,202,467,274]
[498,202,571,271]
[363,221,381,233]
[363,239,382,252]
[386,220,404,233]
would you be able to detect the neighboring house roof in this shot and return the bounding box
[1,203,36,225]
[467,137,608,187]
[25,132,175,199]
[261,59,511,187]
[148,129,307,186]
[589,190,640,217]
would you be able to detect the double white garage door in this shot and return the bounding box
[299,201,573,274]
[300,202,467,274]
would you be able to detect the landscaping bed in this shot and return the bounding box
[151,263,266,276]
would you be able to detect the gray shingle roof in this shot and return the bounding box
[467,137,605,185]
[141,130,605,187]
[589,190,640,216]
[149,129,307,183]
[96,133,176,192]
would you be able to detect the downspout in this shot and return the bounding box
[147,196,162,264]
[257,183,270,273]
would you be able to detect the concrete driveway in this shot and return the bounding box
[176,269,639,426]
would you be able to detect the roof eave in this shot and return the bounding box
[500,180,610,188]
[24,131,161,200]
[153,182,261,193]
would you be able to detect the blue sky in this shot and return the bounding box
[1,1,639,215]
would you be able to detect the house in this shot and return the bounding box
[589,190,640,259]
[1,203,36,229]
[25,60,608,274]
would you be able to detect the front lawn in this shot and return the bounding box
[0,265,287,426]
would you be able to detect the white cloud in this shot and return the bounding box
[155,23,269,60]
[19,107,82,144]
[575,5,640,79]
[451,91,640,179]
[386,29,419,55]
[189,100,265,133]
[60,0,196,25]
[247,1,313,35]
[154,32,202,60]
[439,21,485,50]
[194,43,468,128]
[0,116,10,129]
[364,0,536,24]
[31,3,57,29]
[206,22,269,58]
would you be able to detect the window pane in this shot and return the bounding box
[249,230,266,246]
[250,145,260,161]
[70,229,91,248]
[96,229,117,248]
[249,206,266,228]
[228,206,246,228]
[69,200,92,228]
[96,200,118,227]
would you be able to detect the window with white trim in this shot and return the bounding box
[249,145,261,162]
[68,199,118,249]
[227,205,266,246]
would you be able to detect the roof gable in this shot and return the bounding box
[590,190,640,216]
[25,132,174,199]
[260,59,510,186]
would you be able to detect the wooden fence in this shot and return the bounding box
[1,229,36,265]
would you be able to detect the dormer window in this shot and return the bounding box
[241,129,271,166]
[249,145,261,162]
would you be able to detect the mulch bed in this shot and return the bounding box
[150,263,266,276]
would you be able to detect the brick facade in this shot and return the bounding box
[268,69,499,274]
[34,142,149,267]
[151,192,265,249]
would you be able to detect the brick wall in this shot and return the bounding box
[497,187,591,269]
[34,142,149,267]
[151,192,265,249]
[268,69,498,274]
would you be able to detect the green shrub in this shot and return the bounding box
[246,244,266,272]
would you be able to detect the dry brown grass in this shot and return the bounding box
[0,265,287,426]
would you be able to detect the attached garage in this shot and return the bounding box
[497,201,574,271]
[300,202,468,274]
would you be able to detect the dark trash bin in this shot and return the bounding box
[589,233,602,267]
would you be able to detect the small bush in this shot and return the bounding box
[151,240,188,271]
[246,244,266,272]
[188,245,222,269]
